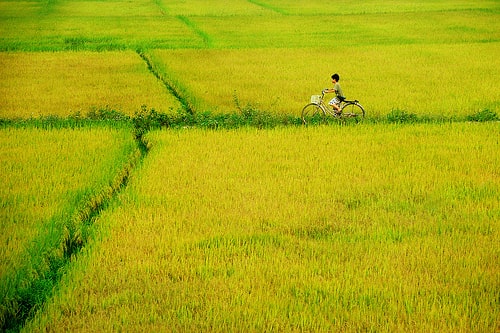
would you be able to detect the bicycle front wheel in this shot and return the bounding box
[341,102,365,119]
[301,103,325,124]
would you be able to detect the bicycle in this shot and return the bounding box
[301,91,365,124]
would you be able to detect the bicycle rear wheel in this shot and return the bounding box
[301,103,325,124]
[341,102,365,119]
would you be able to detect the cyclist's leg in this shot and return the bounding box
[328,97,341,114]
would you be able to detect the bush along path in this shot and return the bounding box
[1,106,498,135]
[131,105,498,134]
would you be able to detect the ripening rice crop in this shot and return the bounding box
[25,123,499,332]
[152,41,499,118]
[0,126,138,328]
[0,51,182,119]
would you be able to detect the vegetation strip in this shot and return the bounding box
[152,0,168,15]
[129,106,499,132]
[176,15,212,48]
[136,50,195,115]
[1,107,498,136]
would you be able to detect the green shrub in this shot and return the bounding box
[466,109,498,122]
[132,105,171,139]
[386,109,419,124]
[86,107,130,122]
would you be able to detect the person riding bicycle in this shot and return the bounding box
[323,73,345,114]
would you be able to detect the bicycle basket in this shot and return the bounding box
[310,95,322,104]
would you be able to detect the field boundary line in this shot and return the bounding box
[153,0,168,15]
[176,15,212,48]
[247,0,287,15]
[137,50,195,115]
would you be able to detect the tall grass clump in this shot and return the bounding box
[386,109,419,124]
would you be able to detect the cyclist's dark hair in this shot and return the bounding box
[331,73,340,81]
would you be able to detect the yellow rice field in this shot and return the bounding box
[0,127,138,327]
[0,52,182,118]
[1,0,499,331]
[24,123,499,332]
[151,42,500,117]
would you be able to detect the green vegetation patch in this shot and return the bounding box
[0,4,201,51]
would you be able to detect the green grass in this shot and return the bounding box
[0,16,202,51]
[0,0,202,51]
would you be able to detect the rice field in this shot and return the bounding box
[151,42,500,117]
[0,52,182,118]
[245,0,499,15]
[0,1,201,51]
[0,126,138,329]
[0,127,132,267]
[0,0,498,118]
[22,123,499,332]
[1,0,499,331]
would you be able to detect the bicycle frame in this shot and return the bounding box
[301,92,365,124]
